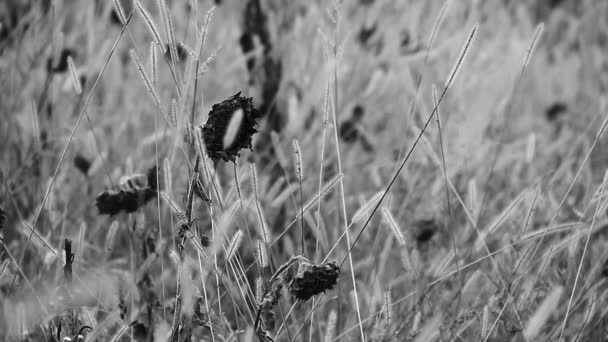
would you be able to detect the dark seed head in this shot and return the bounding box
[96,188,157,215]
[545,102,568,122]
[339,120,359,143]
[358,24,377,46]
[96,168,158,216]
[73,153,91,175]
[415,219,438,244]
[200,233,211,247]
[201,92,261,163]
[352,105,365,121]
[289,261,340,302]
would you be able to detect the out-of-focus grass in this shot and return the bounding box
[2,0,608,341]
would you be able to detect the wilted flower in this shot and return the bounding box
[95,166,159,215]
[201,92,260,162]
[289,261,340,301]
[95,188,157,215]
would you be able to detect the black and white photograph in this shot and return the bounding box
[1,0,608,341]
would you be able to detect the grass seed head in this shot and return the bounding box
[256,239,268,268]
[201,92,260,162]
[292,139,303,181]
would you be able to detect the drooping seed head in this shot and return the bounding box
[289,261,340,301]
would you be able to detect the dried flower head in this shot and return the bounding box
[201,92,260,162]
[289,261,340,301]
[95,189,156,215]
[95,166,159,215]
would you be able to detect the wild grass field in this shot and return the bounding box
[2,0,608,341]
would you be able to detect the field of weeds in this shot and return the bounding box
[2,0,608,341]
